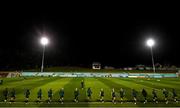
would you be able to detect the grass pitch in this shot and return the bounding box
[0,77,180,107]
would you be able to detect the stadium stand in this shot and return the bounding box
[21,72,38,77]
[21,72,178,78]
[0,72,9,78]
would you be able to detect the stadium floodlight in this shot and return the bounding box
[147,39,155,47]
[40,37,49,72]
[41,37,49,45]
[146,38,155,73]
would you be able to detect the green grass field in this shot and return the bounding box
[0,77,180,107]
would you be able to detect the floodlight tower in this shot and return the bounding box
[40,37,49,72]
[146,39,155,73]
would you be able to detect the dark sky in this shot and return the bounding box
[0,2,180,69]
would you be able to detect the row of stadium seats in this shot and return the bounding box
[21,72,178,78]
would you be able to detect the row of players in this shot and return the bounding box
[1,88,178,105]
[1,80,178,104]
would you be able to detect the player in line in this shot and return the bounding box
[87,87,92,102]
[74,88,79,103]
[172,88,178,103]
[81,80,84,90]
[3,88,8,102]
[37,88,42,103]
[152,89,158,103]
[163,88,169,104]
[59,88,64,104]
[24,89,30,104]
[48,88,53,104]
[132,89,137,104]
[99,88,104,103]
[120,88,125,104]
[111,88,116,104]
[10,88,16,104]
[142,88,148,104]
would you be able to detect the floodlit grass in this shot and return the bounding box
[0,77,180,107]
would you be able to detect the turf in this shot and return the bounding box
[0,77,180,107]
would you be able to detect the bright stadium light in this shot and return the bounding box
[147,39,155,47]
[146,38,155,73]
[41,37,49,45]
[40,37,49,72]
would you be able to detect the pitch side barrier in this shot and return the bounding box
[21,72,178,78]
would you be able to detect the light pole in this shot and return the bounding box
[40,37,49,72]
[146,39,155,73]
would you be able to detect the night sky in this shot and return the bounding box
[0,3,180,70]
